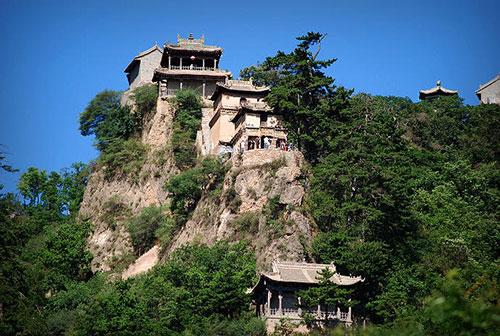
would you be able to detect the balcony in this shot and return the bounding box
[169,65,227,72]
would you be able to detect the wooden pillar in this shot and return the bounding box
[214,59,217,70]
[180,81,183,90]
[297,296,302,315]
[347,306,352,322]
[202,81,206,97]
[278,292,283,315]
[202,58,205,70]
[317,304,321,318]
[267,289,272,315]
[168,56,171,69]
[336,306,341,319]
[180,57,183,68]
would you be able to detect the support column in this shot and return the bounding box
[214,59,217,70]
[336,306,341,319]
[278,292,283,315]
[180,81,183,90]
[202,58,205,70]
[168,56,171,69]
[202,81,206,97]
[267,289,272,315]
[180,57,183,68]
[347,306,352,322]
[317,304,322,319]
[297,296,302,316]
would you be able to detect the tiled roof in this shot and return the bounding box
[419,80,458,99]
[261,261,364,286]
[152,67,231,81]
[210,80,270,100]
[164,33,222,53]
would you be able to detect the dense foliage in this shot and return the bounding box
[170,89,203,169]
[165,156,227,226]
[2,32,499,335]
[242,32,499,334]
[79,85,157,179]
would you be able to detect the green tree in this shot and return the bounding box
[18,167,48,206]
[241,32,352,162]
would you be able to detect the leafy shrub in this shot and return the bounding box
[98,138,148,181]
[131,83,158,123]
[170,89,203,169]
[127,206,167,255]
[229,211,260,235]
[100,195,130,229]
[225,186,242,213]
[165,157,227,225]
[79,91,136,151]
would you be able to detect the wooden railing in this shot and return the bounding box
[266,307,351,322]
[169,65,222,71]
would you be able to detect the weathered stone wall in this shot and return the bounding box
[479,78,500,104]
[129,50,162,89]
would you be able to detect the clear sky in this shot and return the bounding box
[1,0,499,193]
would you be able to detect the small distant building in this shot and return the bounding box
[124,45,163,89]
[153,34,231,99]
[419,80,458,100]
[476,74,500,105]
[208,80,270,154]
[250,261,363,331]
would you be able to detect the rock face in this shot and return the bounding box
[79,97,178,272]
[165,150,315,271]
[80,96,315,274]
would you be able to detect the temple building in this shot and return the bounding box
[419,80,458,100]
[230,99,287,152]
[208,79,271,154]
[153,34,231,99]
[124,45,163,89]
[250,262,363,331]
[476,74,500,105]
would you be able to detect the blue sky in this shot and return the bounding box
[1,0,499,193]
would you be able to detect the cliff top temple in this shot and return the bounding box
[153,33,231,98]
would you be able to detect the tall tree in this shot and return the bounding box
[240,32,352,162]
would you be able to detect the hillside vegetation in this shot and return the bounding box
[1,33,498,335]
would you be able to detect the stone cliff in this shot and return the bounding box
[80,98,315,274]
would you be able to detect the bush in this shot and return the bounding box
[99,138,148,181]
[100,195,130,229]
[170,89,203,169]
[131,83,158,124]
[127,206,167,255]
[230,211,260,235]
[165,157,227,225]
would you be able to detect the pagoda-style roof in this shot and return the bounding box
[211,80,270,101]
[419,80,458,100]
[164,33,223,56]
[262,261,363,286]
[152,67,231,81]
[230,101,273,122]
[124,44,163,73]
[249,261,364,294]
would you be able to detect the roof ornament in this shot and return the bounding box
[437,80,441,87]
[201,34,205,44]
[177,33,181,43]
[188,32,194,40]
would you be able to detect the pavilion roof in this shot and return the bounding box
[419,80,458,100]
[210,80,270,100]
[124,44,163,73]
[260,261,364,286]
[152,67,231,81]
[164,33,223,55]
